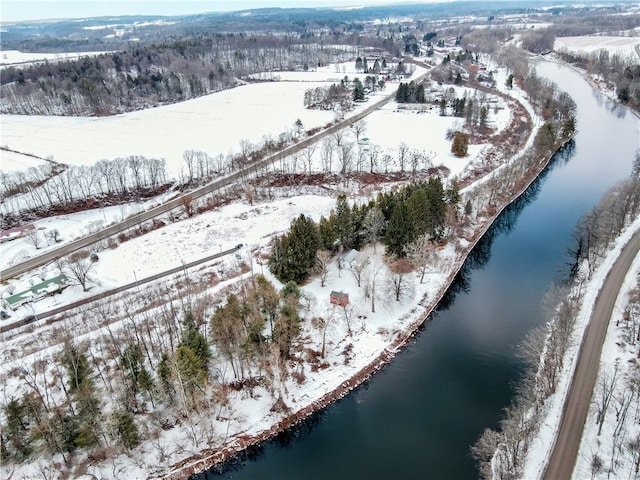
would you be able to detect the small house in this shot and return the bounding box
[4,275,68,309]
[330,291,349,307]
[0,224,35,244]
[342,249,359,269]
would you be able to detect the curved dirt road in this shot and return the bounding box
[542,228,640,480]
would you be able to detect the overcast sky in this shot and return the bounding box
[1,0,426,22]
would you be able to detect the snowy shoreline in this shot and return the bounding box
[160,133,573,480]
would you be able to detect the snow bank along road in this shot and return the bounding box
[542,228,640,480]
[0,244,242,334]
[0,68,428,282]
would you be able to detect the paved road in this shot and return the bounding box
[0,245,242,334]
[542,228,640,480]
[1,70,427,282]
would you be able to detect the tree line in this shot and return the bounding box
[556,48,640,113]
[269,178,459,285]
[1,155,171,229]
[0,34,377,116]
[473,152,640,480]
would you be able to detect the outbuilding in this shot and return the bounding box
[330,291,349,307]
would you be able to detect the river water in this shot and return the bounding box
[197,60,640,479]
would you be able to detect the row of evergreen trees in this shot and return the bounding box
[269,178,460,284]
[395,81,426,103]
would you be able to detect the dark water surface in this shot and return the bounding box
[197,60,639,480]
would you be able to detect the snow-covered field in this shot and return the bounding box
[0,81,336,179]
[554,36,640,62]
[0,59,523,479]
[0,61,429,180]
[0,50,110,69]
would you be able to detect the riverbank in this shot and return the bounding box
[162,121,575,480]
[515,58,640,480]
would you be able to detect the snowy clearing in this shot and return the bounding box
[0,50,110,69]
[0,61,426,180]
[554,36,640,62]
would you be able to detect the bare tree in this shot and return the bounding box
[364,256,384,313]
[381,153,392,173]
[596,366,619,436]
[398,142,409,172]
[387,258,413,301]
[301,143,317,175]
[338,142,354,174]
[313,250,332,287]
[627,433,640,476]
[353,119,367,142]
[321,137,334,173]
[406,234,433,283]
[23,226,40,250]
[60,251,96,292]
[182,150,196,184]
[350,254,370,288]
[331,129,345,148]
[369,143,380,173]
[239,139,253,166]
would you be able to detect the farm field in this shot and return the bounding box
[554,35,640,61]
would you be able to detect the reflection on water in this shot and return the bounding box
[195,61,638,480]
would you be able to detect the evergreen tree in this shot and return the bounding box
[175,345,206,399]
[157,352,174,398]
[416,83,426,103]
[506,73,514,89]
[445,179,461,215]
[179,313,211,371]
[465,199,473,216]
[73,388,101,449]
[269,214,320,284]
[318,215,337,251]
[426,177,447,240]
[335,195,356,250]
[451,131,470,157]
[3,396,33,459]
[396,82,408,102]
[113,409,140,449]
[209,294,245,379]
[61,340,93,394]
[384,202,412,257]
[120,343,143,392]
[405,188,429,239]
[255,274,280,332]
[137,367,156,406]
[53,413,80,454]
[353,78,365,101]
[273,301,301,359]
[479,106,488,129]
